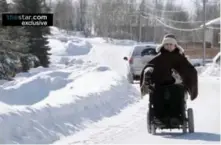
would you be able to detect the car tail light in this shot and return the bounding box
[129,58,133,64]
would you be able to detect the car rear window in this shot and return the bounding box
[132,46,156,56]
[141,48,157,56]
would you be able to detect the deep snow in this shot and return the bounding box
[0,27,140,144]
[0,26,220,144]
[54,74,220,144]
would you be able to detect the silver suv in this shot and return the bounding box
[124,44,158,83]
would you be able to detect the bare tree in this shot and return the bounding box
[79,0,87,32]
[52,0,216,44]
[53,0,75,32]
[91,0,137,40]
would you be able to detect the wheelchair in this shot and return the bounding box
[146,84,194,135]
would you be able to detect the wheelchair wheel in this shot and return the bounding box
[182,120,187,133]
[182,100,187,133]
[150,124,156,135]
[188,108,194,133]
[147,104,156,134]
[147,110,151,133]
[147,104,153,134]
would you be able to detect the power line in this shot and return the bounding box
[141,15,220,32]
[130,11,204,24]
[144,3,188,13]
[137,9,220,32]
[127,2,188,13]
[154,17,203,31]
[141,11,204,24]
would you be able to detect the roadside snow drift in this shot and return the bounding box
[0,62,139,144]
[0,27,139,144]
[200,53,220,77]
[48,38,92,56]
[48,27,92,57]
[53,65,220,144]
[201,63,220,77]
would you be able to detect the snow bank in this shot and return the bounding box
[201,63,220,77]
[47,39,66,56]
[48,27,92,57]
[0,71,71,105]
[48,38,92,57]
[85,37,106,44]
[47,29,93,66]
[189,59,213,67]
[50,27,84,39]
[0,61,88,104]
[65,40,92,56]
[109,39,138,46]
[0,63,139,144]
[200,53,220,77]
[0,27,140,144]
[106,38,157,46]
[213,52,220,64]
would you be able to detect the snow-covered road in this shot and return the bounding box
[53,31,220,144]
[54,76,220,144]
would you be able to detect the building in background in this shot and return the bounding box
[204,17,220,48]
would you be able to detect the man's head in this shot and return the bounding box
[162,34,177,52]
[155,34,184,54]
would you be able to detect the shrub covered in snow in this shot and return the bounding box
[0,51,40,80]
[65,40,92,56]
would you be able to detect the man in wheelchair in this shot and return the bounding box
[140,34,198,131]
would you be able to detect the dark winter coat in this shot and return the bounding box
[140,46,198,101]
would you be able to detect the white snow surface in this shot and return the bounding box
[54,76,220,144]
[53,30,220,144]
[0,27,139,144]
[0,26,220,144]
[48,27,92,57]
[0,63,138,144]
[200,63,220,77]
[200,52,220,77]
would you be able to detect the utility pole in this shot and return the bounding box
[137,10,141,42]
[202,0,206,66]
[129,0,133,40]
[139,11,142,42]
[138,0,144,42]
[153,0,157,43]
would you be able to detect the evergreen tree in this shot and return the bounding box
[0,0,8,13]
[0,0,30,53]
[0,0,8,26]
[15,0,51,67]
